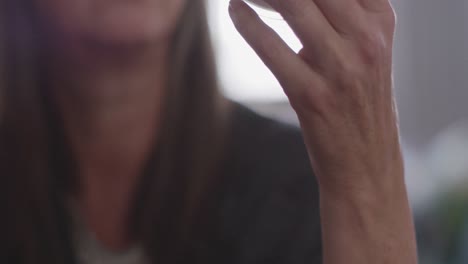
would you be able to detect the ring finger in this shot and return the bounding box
[263,0,343,70]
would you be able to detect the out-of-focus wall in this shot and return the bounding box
[395,0,468,149]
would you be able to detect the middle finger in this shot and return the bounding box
[265,0,342,64]
[312,0,369,37]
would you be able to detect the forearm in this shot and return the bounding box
[318,174,418,264]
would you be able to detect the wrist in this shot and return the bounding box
[318,169,408,207]
[317,156,406,197]
[318,175,417,264]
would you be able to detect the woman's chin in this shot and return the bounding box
[91,28,162,47]
[87,19,170,47]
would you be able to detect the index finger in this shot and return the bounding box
[229,0,326,102]
[262,0,343,69]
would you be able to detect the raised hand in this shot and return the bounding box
[229,0,418,263]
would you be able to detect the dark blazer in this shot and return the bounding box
[2,103,323,264]
[204,103,322,264]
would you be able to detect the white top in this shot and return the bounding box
[70,206,148,264]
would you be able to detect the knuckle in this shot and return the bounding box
[277,0,308,19]
[386,9,397,27]
[290,80,335,116]
[335,58,364,86]
[360,0,393,13]
[357,31,386,65]
[383,9,397,32]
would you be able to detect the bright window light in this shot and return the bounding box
[207,0,302,102]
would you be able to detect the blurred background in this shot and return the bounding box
[207,0,468,263]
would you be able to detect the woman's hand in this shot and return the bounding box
[229,0,418,263]
[229,0,398,190]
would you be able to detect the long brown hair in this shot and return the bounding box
[0,0,231,263]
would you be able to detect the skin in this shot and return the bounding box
[36,0,185,250]
[229,0,417,263]
[36,0,418,261]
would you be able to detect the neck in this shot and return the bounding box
[48,42,169,249]
[51,42,168,176]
